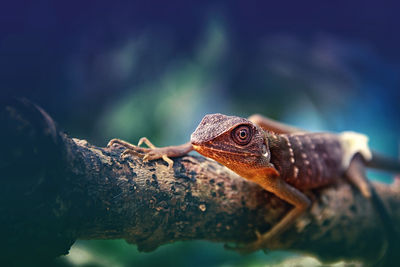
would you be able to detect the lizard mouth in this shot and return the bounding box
[191,144,259,157]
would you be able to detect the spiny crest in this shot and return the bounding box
[191,113,250,144]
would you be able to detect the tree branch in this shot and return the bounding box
[1,99,399,265]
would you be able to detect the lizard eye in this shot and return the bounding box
[232,125,252,145]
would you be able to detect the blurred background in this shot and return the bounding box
[1,1,399,266]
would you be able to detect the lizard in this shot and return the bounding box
[107,113,400,262]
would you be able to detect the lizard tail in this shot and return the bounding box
[368,183,400,266]
[347,154,400,266]
[364,152,400,266]
[366,151,400,173]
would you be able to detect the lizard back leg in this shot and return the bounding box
[345,154,372,198]
[228,176,310,253]
[248,114,304,134]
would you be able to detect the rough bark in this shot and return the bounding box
[1,99,399,265]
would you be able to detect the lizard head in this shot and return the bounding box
[190,113,278,179]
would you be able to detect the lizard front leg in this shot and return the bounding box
[107,138,193,168]
[228,175,310,253]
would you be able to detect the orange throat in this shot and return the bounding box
[192,144,279,181]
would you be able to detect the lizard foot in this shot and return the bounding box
[107,138,174,168]
[224,230,270,254]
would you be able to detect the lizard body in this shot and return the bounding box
[268,131,372,190]
[190,115,347,190]
[108,113,399,260]
[266,132,343,189]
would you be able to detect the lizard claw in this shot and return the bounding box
[107,138,120,148]
[137,137,156,149]
[224,230,269,254]
[108,138,174,168]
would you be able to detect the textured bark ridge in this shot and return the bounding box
[1,99,399,265]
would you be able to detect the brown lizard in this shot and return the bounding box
[107,113,400,261]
